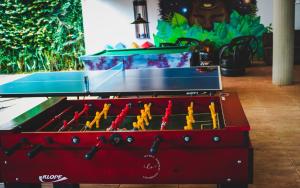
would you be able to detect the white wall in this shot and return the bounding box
[81,0,160,54]
[296,1,300,29]
[257,0,300,29]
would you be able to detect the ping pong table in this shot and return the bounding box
[0,64,222,97]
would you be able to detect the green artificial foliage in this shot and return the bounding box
[0,0,85,73]
[154,11,268,58]
[171,13,188,27]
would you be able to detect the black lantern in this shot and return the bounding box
[131,0,150,39]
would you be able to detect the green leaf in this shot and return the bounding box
[171,13,188,27]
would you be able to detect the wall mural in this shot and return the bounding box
[155,0,267,57]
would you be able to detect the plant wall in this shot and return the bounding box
[0,0,85,73]
[154,11,267,58]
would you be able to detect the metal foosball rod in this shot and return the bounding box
[36,106,74,132]
[58,104,89,132]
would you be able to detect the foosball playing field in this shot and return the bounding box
[38,98,222,133]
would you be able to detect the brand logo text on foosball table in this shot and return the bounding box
[38,175,68,183]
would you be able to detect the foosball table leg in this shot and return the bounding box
[4,183,41,188]
[53,183,79,188]
[217,184,248,188]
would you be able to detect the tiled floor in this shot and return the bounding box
[1,65,300,188]
[221,65,300,188]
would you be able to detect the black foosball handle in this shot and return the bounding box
[150,136,162,154]
[4,138,28,156]
[27,144,43,159]
[84,146,99,160]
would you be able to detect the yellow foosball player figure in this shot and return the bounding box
[85,111,102,130]
[137,115,145,130]
[187,102,195,123]
[184,102,195,130]
[132,122,139,130]
[101,103,111,120]
[144,103,152,120]
[209,102,217,129]
[95,111,101,129]
[188,106,195,123]
[190,101,194,108]
[85,121,92,129]
[184,115,193,130]
[140,109,149,126]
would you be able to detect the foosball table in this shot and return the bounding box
[0,66,253,188]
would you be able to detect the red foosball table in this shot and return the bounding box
[0,67,253,188]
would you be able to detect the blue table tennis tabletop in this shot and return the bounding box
[0,66,222,97]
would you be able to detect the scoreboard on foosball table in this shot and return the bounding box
[0,66,253,188]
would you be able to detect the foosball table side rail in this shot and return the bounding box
[0,133,253,185]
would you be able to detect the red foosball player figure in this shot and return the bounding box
[62,120,68,130]
[160,116,168,130]
[160,101,172,130]
[74,111,79,126]
[83,104,89,118]
[106,104,130,132]
[106,121,117,131]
